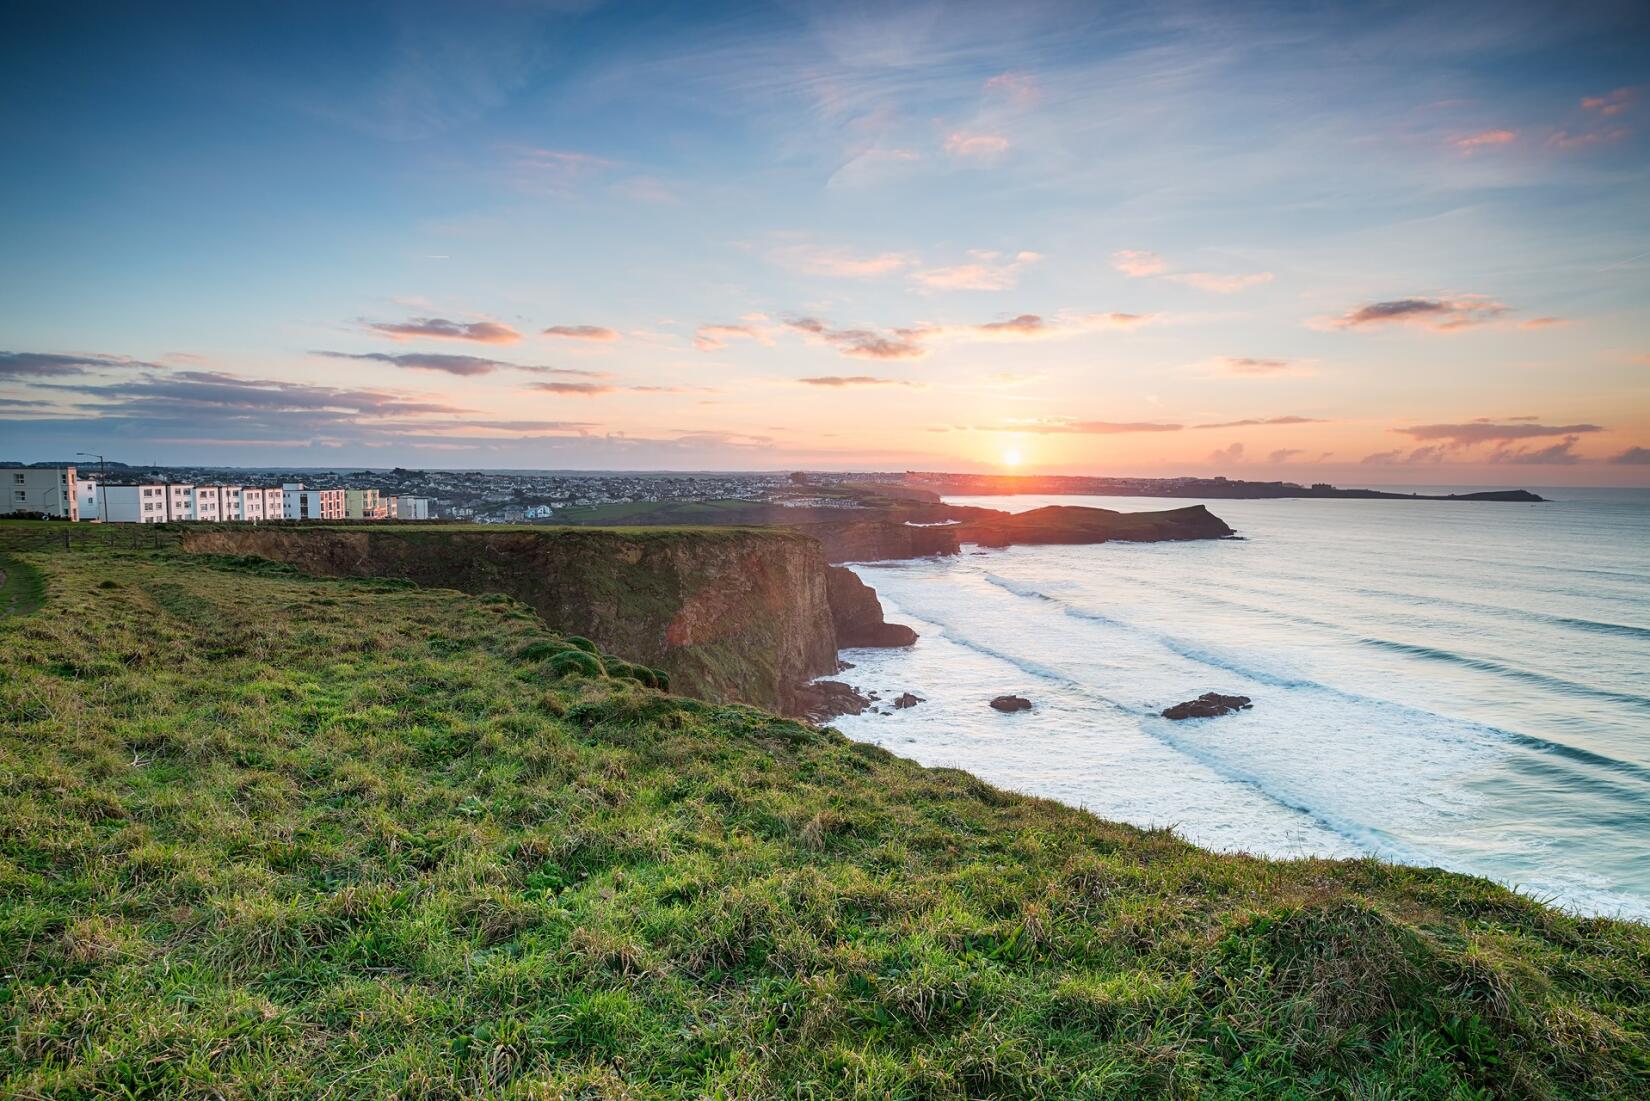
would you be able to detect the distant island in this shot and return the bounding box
[891,472,1547,502]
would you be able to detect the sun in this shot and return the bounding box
[1001,448,1023,467]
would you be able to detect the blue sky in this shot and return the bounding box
[3,0,1648,482]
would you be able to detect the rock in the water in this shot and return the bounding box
[893,692,924,709]
[826,565,919,647]
[791,680,872,723]
[1161,692,1252,720]
[990,694,1033,712]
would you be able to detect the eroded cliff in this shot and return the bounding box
[181,526,845,713]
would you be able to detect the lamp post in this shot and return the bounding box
[76,451,108,523]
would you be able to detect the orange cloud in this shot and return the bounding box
[693,323,772,351]
[1518,317,1570,330]
[1167,271,1274,294]
[796,376,915,387]
[1211,356,1312,377]
[1582,87,1637,117]
[528,381,617,395]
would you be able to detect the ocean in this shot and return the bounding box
[829,489,1650,921]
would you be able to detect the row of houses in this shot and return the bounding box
[7,467,432,523]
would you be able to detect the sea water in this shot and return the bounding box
[829,489,1650,920]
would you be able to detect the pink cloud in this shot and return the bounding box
[1212,356,1311,378]
[543,325,619,341]
[796,375,916,387]
[770,245,914,278]
[1518,317,1570,330]
[983,72,1039,107]
[1167,271,1274,294]
[1453,129,1518,153]
[693,324,772,352]
[364,317,521,344]
[1330,295,1509,332]
[1582,87,1638,117]
[529,381,616,395]
[912,250,1042,291]
[944,131,1010,158]
[1111,249,1167,277]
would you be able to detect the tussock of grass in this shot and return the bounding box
[0,521,1646,1098]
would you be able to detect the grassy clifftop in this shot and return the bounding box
[1,526,1647,1098]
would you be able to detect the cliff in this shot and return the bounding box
[791,519,961,564]
[177,525,915,714]
[180,526,842,713]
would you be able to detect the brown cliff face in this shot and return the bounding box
[955,504,1234,546]
[826,566,917,647]
[179,527,841,714]
[790,520,962,565]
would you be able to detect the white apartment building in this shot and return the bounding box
[238,486,284,521]
[192,485,223,522]
[282,483,345,520]
[102,485,169,523]
[7,466,78,519]
[343,487,385,520]
[166,484,193,521]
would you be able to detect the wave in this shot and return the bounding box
[970,569,1650,788]
[1356,638,1650,714]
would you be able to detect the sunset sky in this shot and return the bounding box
[3,1,1648,484]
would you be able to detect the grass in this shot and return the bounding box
[1,521,1647,1098]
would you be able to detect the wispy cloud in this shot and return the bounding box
[943,131,1009,158]
[1111,250,1167,277]
[1113,249,1269,293]
[1609,446,1650,465]
[912,249,1041,291]
[1210,356,1311,377]
[528,381,617,395]
[796,375,915,387]
[769,244,914,278]
[983,71,1039,107]
[693,323,773,351]
[1518,316,1570,330]
[1208,441,1244,464]
[1582,87,1638,118]
[1194,415,1324,429]
[1330,296,1509,331]
[785,318,926,360]
[999,418,1183,434]
[1396,421,1602,445]
[314,351,601,378]
[1453,128,1518,153]
[363,317,521,344]
[543,325,620,342]
[1,351,161,378]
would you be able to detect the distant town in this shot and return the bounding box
[2,460,1542,525]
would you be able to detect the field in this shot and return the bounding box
[1,521,1647,1098]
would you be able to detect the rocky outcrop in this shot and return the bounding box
[957,504,1233,547]
[1162,693,1253,720]
[826,566,918,647]
[180,527,840,715]
[789,680,872,724]
[990,695,1034,712]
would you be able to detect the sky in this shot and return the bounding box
[2,0,1648,485]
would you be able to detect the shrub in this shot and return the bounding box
[548,649,605,679]
[562,635,599,655]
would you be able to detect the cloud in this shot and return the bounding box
[796,376,914,387]
[1166,271,1274,294]
[508,147,617,192]
[770,244,913,278]
[983,72,1039,106]
[543,325,619,342]
[1331,296,1509,331]
[1208,442,1244,464]
[785,318,926,360]
[1517,317,1570,330]
[1609,446,1650,465]
[1453,129,1518,153]
[313,351,602,379]
[1487,436,1584,464]
[1003,418,1183,434]
[1,351,161,378]
[1194,415,1325,429]
[1396,421,1603,445]
[912,250,1042,291]
[1111,250,1167,277]
[1582,87,1638,118]
[693,323,773,351]
[363,317,521,344]
[527,381,617,395]
[1548,127,1630,151]
[1212,356,1309,377]
[1268,449,1305,463]
[944,131,1009,158]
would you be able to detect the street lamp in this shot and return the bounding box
[76,451,107,523]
